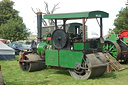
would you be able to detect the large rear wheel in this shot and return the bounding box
[103,41,121,60]
[69,52,107,79]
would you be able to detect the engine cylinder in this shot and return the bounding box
[37,42,48,55]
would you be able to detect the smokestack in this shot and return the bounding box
[37,12,42,43]
[126,0,128,7]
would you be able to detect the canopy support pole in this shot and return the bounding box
[82,18,85,42]
[100,18,103,37]
[55,19,57,30]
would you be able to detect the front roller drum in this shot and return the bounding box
[19,54,46,72]
[69,52,107,79]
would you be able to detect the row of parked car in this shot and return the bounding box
[8,41,32,55]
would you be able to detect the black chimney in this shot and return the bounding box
[37,12,42,42]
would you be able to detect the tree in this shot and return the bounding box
[0,18,30,42]
[113,7,128,34]
[43,1,60,26]
[32,1,60,26]
[0,0,30,42]
[0,0,19,25]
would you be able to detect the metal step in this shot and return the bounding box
[104,53,125,71]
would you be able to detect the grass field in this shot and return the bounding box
[0,55,128,85]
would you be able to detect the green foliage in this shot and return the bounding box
[113,7,128,34]
[0,0,30,42]
[0,0,19,25]
[0,18,30,42]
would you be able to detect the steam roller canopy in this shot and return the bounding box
[19,54,46,72]
[52,29,68,49]
[69,52,107,79]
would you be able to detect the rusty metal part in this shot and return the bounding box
[0,72,4,85]
[69,52,107,79]
[107,63,111,73]
[50,66,67,70]
[19,60,45,63]
[82,18,85,41]
[0,65,1,71]
[74,62,85,74]
[21,52,32,60]
[36,12,42,15]
[19,54,46,72]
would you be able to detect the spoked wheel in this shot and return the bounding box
[19,54,46,72]
[103,41,121,60]
[69,52,107,79]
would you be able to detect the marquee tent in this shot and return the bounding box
[0,41,15,60]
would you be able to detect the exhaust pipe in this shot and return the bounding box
[37,12,42,43]
[30,12,42,52]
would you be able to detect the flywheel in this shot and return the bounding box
[52,29,68,49]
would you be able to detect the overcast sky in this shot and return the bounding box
[1,0,127,37]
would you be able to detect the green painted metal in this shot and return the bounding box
[44,11,109,19]
[85,43,90,50]
[45,50,83,68]
[73,41,102,51]
[123,37,128,44]
[59,50,83,68]
[45,50,58,66]
[98,41,102,48]
[74,43,84,50]
[37,42,48,55]
[107,34,117,42]
[103,43,117,58]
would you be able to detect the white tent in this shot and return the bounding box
[0,41,15,60]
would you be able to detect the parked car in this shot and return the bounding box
[0,65,6,85]
[8,41,31,55]
[0,39,6,43]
